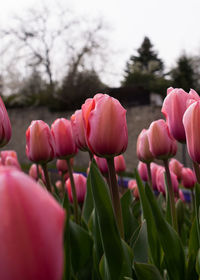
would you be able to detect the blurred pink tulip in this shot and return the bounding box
[0,166,65,280]
[150,162,160,190]
[1,150,17,164]
[148,119,177,160]
[94,155,108,174]
[138,161,148,182]
[56,158,74,174]
[114,155,126,173]
[183,101,200,164]
[29,164,45,183]
[128,179,139,199]
[71,109,88,151]
[181,167,196,189]
[169,158,183,181]
[137,129,154,163]
[66,173,87,204]
[0,97,12,147]
[5,156,21,170]
[156,166,178,195]
[26,120,55,163]
[82,94,128,157]
[51,118,77,159]
[179,189,185,202]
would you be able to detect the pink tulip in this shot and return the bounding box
[137,129,154,163]
[51,118,77,159]
[55,180,62,191]
[26,120,55,163]
[94,155,108,174]
[29,164,45,183]
[162,88,189,142]
[66,173,87,204]
[148,119,177,160]
[128,179,139,199]
[0,166,65,280]
[56,158,74,174]
[169,158,183,181]
[0,96,12,147]
[150,162,160,190]
[181,167,196,189]
[71,109,88,151]
[179,189,185,202]
[1,150,17,164]
[156,166,178,195]
[183,101,200,164]
[138,161,148,182]
[5,156,21,170]
[82,94,128,157]
[114,155,126,173]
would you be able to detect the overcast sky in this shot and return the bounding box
[1,0,200,86]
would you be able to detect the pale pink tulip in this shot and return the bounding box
[0,97,12,147]
[71,109,88,151]
[114,155,126,173]
[150,162,160,190]
[169,158,183,181]
[181,167,196,189]
[66,173,87,204]
[1,150,17,164]
[137,129,154,163]
[29,164,45,183]
[5,156,21,170]
[128,179,139,199]
[138,161,148,182]
[156,166,178,195]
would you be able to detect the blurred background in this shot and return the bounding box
[0,0,198,169]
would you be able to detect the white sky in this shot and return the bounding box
[1,0,200,86]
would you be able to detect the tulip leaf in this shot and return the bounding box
[69,220,93,278]
[82,172,94,223]
[132,220,148,263]
[196,249,200,276]
[145,185,186,280]
[90,160,132,279]
[134,262,164,280]
[164,173,172,226]
[121,189,139,242]
[135,169,161,268]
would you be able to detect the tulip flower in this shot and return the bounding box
[5,156,21,170]
[82,94,128,157]
[138,161,148,182]
[94,155,108,174]
[51,118,77,159]
[169,158,183,181]
[148,119,177,160]
[56,158,74,174]
[179,189,185,202]
[0,150,17,164]
[156,166,178,195]
[0,96,12,147]
[0,166,65,280]
[66,173,87,204]
[137,129,154,163]
[150,162,160,190]
[114,155,126,173]
[26,120,55,163]
[128,179,139,199]
[71,109,88,151]
[181,167,196,189]
[29,164,45,183]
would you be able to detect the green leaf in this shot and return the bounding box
[134,263,164,280]
[165,173,172,226]
[82,173,94,223]
[145,185,186,280]
[135,169,161,268]
[132,220,148,263]
[121,189,139,242]
[196,249,200,276]
[90,160,132,279]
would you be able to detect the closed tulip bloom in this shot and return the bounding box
[71,110,88,151]
[181,167,196,189]
[169,158,183,181]
[5,156,21,170]
[162,88,189,142]
[66,173,87,204]
[183,101,200,164]
[1,150,17,164]
[150,162,160,190]
[26,120,55,163]
[137,129,154,163]
[29,164,45,183]
[148,119,177,160]
[82,94,128,157]
[138,161,148,182]
[94,155,108,174]
[51,118,77,159]
[128,179,139,199]
[156,166,178,195]
[114,155,126,173]
[0,97,12,147]
[56,158,73,174]
[179,190,185,202]
[0,166,65,280]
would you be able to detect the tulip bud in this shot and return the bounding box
[56,158,74,174]
[29,164,45,183]
[114,155,126,173]
[138,161,148,182]
[1,150,17,164]
[5,156,21,170]
[51,118,77,159]
[181,167,196,189]
[179,189,185,202]
[137,129,154,163]
[0,166,65,280]
[82,94,128,157]
[71,109,88,151]
[128,179,139,199]
[66,173,87,204]
[156,166,178,195]
[94,155,108,174]
[150,162,160,190]
[169,158,183,181]
[26,120,55,163]
[0,97,12,147]
[148,119,177,160]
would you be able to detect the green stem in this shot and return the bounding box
[163,159,178,231]
[66,158,79,224]
[107,157,124,239]
[146,162,153,190]
[42,163,52,193]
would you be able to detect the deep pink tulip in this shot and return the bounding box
[26,120,55,163]
[183,101,200,164]
[56,158,73,174]
[0,166,65,280]
[169,158,183,181]
[66,173,87,204]
[156,166,178,195]
[114,155,126,173]
[71,110,88,151]
[148,119,177,160]
[1,150,17,164]
[0,97,12,147]
[94,155,108,174]
[29,164,45,183]
[82,94,128,157]
[128,179,139,199]
[137,129,154,163]
[51,118,77,159]
[150,162,160,190]
[181,167,196,189]
[138,161,148,182]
